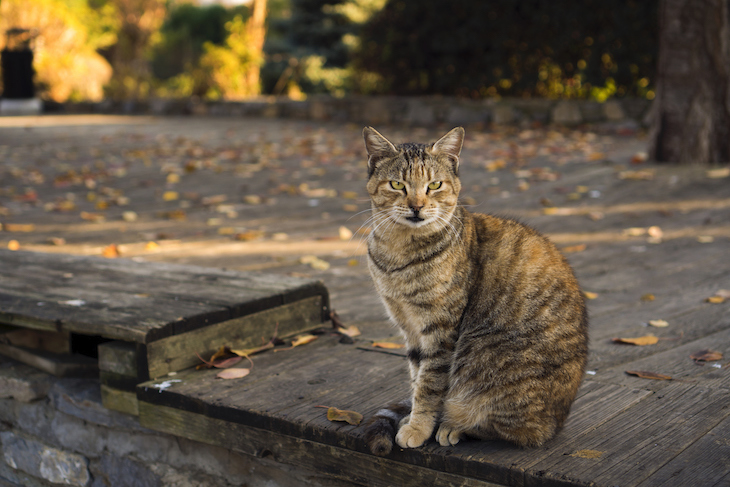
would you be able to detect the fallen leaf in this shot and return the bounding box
[372,342,405,349]
[211,356,243,368]
[340,325,361,338]
[7,240,20,251]
[122,211,138,222]
[80,211,105,222]
[102,244,120,258]
[625,370,672,380]
[641,294,655,302]
[317,406,363,426]
[339,226,353,240]
[4,223,35,232]
[145,241,160,251]
[618,170,654,180]
[612,335,659,346]
[570,449,603,459]
[705,290,730,304]
[648,319,669,328]
[706,167,730,179]
[162,191,179,201]
[630,152,648,164]
[563,244,587,253]
[583,291,599,300]
[243,195,262,205]
[235,230,264,241]
[291,334,318,347]
[216,368,250,379]
[690,349,723,363]
[342,204,358,212]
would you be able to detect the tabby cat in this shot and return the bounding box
[361,126,588,456]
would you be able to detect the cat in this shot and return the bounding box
[361,126,588,456]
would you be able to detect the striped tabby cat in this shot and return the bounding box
[362,126,588,456]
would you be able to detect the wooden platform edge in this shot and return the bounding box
[0,343,97,378]
[138,401,505,487]
[145,295,326,378]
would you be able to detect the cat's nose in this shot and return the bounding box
[410,204,423,215]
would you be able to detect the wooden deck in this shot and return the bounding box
[1,115,729,486]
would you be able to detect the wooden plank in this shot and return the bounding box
[145,295,324,378]
[138,402,504,487]
[0,249,330,343]
[98,341,138,377]
[0,343,97,378]
[0,326,70,353]
[137,334,660,487]
[524,382,730,486]
[584,327,730,392]
[101,384,139,416]
[635,413,730,487]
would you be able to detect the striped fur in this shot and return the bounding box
[362,127,588,456]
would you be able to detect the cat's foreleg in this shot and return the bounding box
[396,340,451,449]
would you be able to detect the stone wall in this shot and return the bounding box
[0,358,357,487]
[59,95,652,129]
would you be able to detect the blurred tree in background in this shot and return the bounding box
[355,0,657,99]
[0,0,114,101]
[1,0,658,102]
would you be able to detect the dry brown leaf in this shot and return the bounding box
[4,223,35,232]
[317,406,363,426]
[583,291,599,300]
[648,319,669,328]
[625,370,672,380]
[340,325,361,338]
[102,244,120,258]
[290,334,318,347]
[216,368,250,379]
[562,244,587,253]
[7,240,20,251]
[372,341,405,349]
[641,294,655,302]
[706,290,730,304]
[612,335,659,346]
[690,349,723,363]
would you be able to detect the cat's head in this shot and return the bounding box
[363,127,464,230]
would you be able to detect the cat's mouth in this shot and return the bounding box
[406,216,425,223]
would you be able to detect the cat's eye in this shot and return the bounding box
[428,181,442,191]
[390,181,405,190]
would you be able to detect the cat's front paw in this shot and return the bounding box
[436,424,464,446]
[395,422,432,449]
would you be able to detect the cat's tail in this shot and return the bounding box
[363,399,411,456]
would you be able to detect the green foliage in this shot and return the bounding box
[200,15,263,99]
[150,2,250,97]
[263,0,385,95]
[354,0,657,99]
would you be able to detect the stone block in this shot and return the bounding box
[446,104,487,126]
[492,105,515,125]
[0,362,53,402]
[1,432,90,487]
[49,379,148,432]
[551,101,583,125]
[404,99,437,125]
[603,100,626,121]
[91,455,159,487]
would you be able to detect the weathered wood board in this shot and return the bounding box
[0,249,330,343]
[0,249,331,413]
[136,331,730,487]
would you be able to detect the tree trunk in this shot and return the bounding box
[649,0,730,164]
[244,0,267,96]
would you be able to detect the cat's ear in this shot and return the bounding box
[431,127,465,174]
[363,126,397,175]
